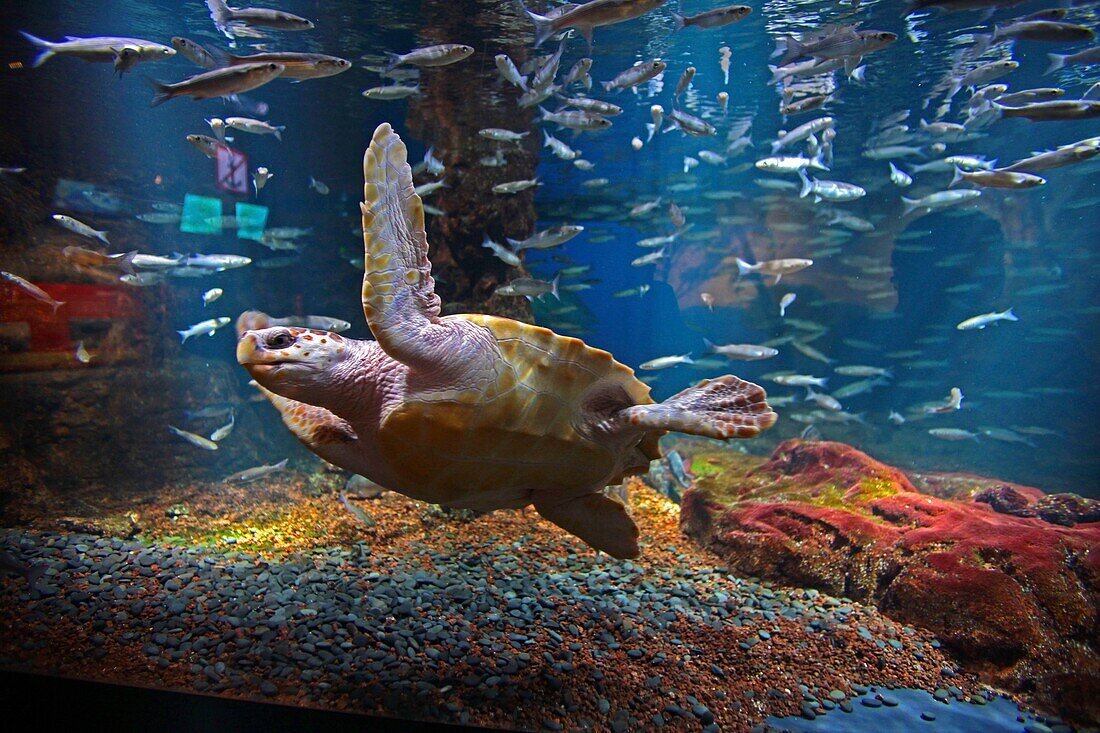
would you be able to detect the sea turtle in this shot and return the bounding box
[236,123,777,558]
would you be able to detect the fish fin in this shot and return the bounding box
[810,150,829,171]
[273,127,282,141]
[118,250,138,276]
[620,375,777,441]
[551,273,560,301]
[844,56,862,77]
[671,12,686,31]
[1045,53,1066,75]
[177,330,189,343]
[949,166,965,187]
[515,0,556,48]
[50,300,66,315]
[19,30,56,68]
[778,37,806,65]
[1083,84,1100,101]
[703,337,716,353]
[145,76,173,107]
[798,168,812,198]
[901,196,919,216]
[383,51,403,72]
[96,230,110,246]
[735,258,754,277]
[1003,307,1018,322]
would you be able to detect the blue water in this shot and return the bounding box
[0,0,1097,494]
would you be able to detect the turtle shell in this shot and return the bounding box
[375,313,662,509]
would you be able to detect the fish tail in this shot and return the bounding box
[383,51,403,72]
[273,126,284,141]
[901,196,919,216]
[1045,53,1066,75]
[177,330,190,343]
[1003,307,1018,322]
[703,337,716,353]
[550,273,560,301]
[671,12,686,31]
[145,76,173,106]
[504,237,522,250]
[96,229,110,246]
[810,150,829,171]
[949,166,966,188]
[118,250,138,276]
[798,168,812,198]
[19,31,56,68]
[516,0,556,48]
[275,458,289,469]
[735,258,755,277]
[50,300,66,315]
[601,79,614,93]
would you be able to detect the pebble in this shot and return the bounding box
[921,711,936,721]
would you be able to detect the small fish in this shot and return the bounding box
[210,413,235,442]
[205,0,313,34]
[492,178,541,194]
[507,225,584,251]
[602,60,667,92]
[1046,46,1100,75]
[889,162,912,187]
[835,365,891,378]
[385,44,474,70]
[147,62,285,106]
[201,286,222,305]
[171,36,216,69]
[62,246,137,274]
[538,106,612,131]
[225,116,285,140]
[187,134,220,159]
[1,271,65,313]
[168,425,219,450]
[902,190,981,215]
[74,341,92,364]
[223,458,289,483]
[640,353,693,370]
[928,428,979,442]
[482,235,521,266]
[177,316,232,343]
[362,84,421,100]
[136,212,181,224]
[951,168,1045,190]
[481,128,529,143]
[957,308,1018,330]
[267,315,353,332]
[496,275,559,299]
[631,248,667,267]
[309,176,330,195]
[19,31,175,73]
[888,411,906,425]
[924,387,965,414]
[495,53,527,91]
[805,388,841,412]
[338,492,376,527]
[543,130,580,160]
[735,257,813,284]
[773,374,827,389]
[779,293,796,317]
[673,4,751,30]
[705,339,778,360]
[664,109,716,137]
[52,214,109,245]
[253,166,273,195]
[798,170,866,203]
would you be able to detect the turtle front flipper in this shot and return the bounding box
[360,122,450,369]
[620,375,778,440]
[535,493,641,559]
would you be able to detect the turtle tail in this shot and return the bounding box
[619,375,777,440]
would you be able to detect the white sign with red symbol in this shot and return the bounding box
[215,144,249,195]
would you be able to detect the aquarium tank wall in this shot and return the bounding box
[0,1,1097,732]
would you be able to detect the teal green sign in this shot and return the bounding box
[236,202,268,242]
[180,194,222,235]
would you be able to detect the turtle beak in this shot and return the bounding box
[236,331,273,373]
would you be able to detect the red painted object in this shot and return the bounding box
[0,280,145,369]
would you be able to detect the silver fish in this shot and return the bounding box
[168,425,219,450]
[1,271,65,313]
[223,459,290,483]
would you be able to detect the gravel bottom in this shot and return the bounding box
[0,483,1016,732]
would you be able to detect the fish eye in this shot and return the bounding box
[266,330,294,349]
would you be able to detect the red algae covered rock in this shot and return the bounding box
[681,439,1100,724]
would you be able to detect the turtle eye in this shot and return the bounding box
[266,330,294,349]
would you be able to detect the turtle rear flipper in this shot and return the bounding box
[621,375,777,440]
[535,493,640,559]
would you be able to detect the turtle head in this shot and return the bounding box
[237,327,351,401]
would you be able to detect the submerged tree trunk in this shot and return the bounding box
[405,0,539,322]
